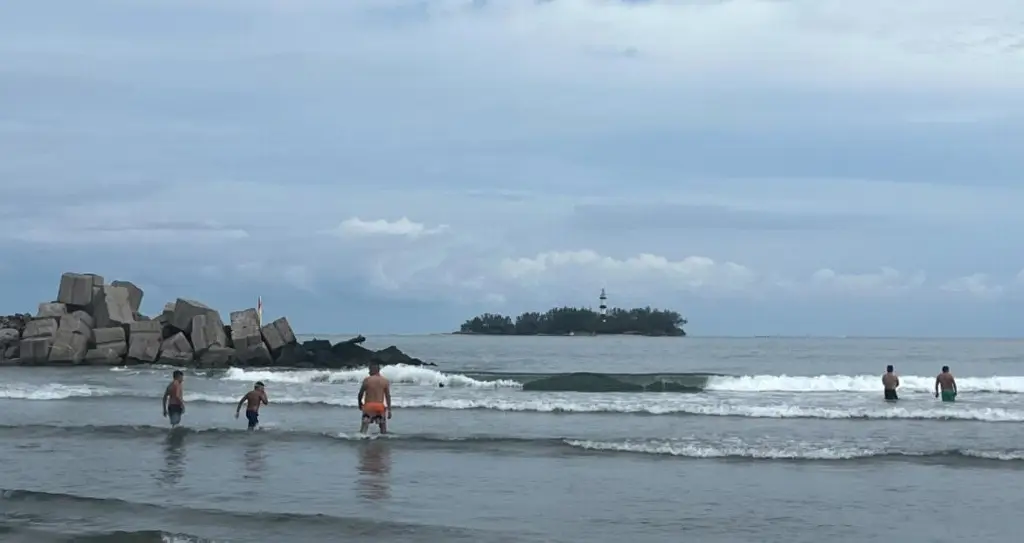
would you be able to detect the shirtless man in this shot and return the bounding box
[357,363,392,434]
[235,381,269,430]
[882,365,900,401]
[162,370,185,427]
[935,366,957,402]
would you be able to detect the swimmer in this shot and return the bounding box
[357,363,392,435]
[882,365,899,401]
[935,366,957,402]
[235,381,269,430]
[162,370,185,427]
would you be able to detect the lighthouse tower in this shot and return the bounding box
[599,288,608,322]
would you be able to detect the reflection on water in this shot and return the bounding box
[244,437,267,479]
[357,441,392,501]
[157,428,187,487]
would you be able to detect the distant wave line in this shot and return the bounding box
[0,424,1021,465]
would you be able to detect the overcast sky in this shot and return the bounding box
[2,0,1024,337]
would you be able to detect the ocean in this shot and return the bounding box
[2,335,1024,543]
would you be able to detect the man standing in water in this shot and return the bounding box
[358,363,392,435]
[162,370,185,427]
[935,366,957,402]
[235,381,269,430]
[882,365,900,401]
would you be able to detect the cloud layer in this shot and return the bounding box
[2,0,1024,336]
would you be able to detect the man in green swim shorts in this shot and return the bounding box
[934,366,957,402]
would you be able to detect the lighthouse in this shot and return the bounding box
[599,288,607,322]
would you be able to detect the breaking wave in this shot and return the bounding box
[220,366,522,389]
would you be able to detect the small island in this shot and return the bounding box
[456,306,687,337]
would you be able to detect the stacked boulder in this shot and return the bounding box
[0,271,434,369]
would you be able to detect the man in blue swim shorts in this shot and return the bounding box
[235,381,269,430]
[162,370,185,427]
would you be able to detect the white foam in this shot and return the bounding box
[220,365,521,389]
[0,383,110,400]
[176,394,1024,422]
[565,440,1024,461]
[705,374,1024,394]
[566,439,879,459]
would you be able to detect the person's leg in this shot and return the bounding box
[246,411,259,430]
[168,407,182,427]
[359,413,370,434]
[379,419,388,434]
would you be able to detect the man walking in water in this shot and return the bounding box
[162,370,185,427]
[235,381,269,430]
[882,365,900,401]
[935,366,957,402]
[358,363,392,435]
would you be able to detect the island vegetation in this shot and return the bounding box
[457,306,687,337]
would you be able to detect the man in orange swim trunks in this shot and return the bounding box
[358,362,392,434]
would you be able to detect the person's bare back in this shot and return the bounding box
[935,365,957,401]
[235,382,268,430]
[358,364,392,434]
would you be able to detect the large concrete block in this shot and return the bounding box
[57,273,96,307]
[20,337,53,364]
[262,316,297,352]
[84,347,124,365]
[127,333,161,363]
[71,310,95,329]
[37,302,68,319]
[48,329,89,364]
[230,308,263,350]
[92,285,135,329]
[110,280,144,313]
[158,331,194,363]
[190,314,227,353]
[236,343,273,367]
[23,318,58,339]
[170,298,221,334]
[92,326,125,346]
[58,312,93,337]
[260,322,284,352]
[128,320,162,336]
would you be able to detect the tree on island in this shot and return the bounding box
[458,306,687,336]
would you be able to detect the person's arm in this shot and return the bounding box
[162,386,170,416]
[235,395,247,417]
[357,380,366,410]
[951,377,957,394]
[895,377,900,388]
[261,391,269,405]
[384,383,392,418]
[935,376,940,397]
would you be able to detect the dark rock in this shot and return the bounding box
[36,302,68,319]
[196,345,237,368]
[273,343,309,366]
[0,313,31,335]
[23,318,58,339]
[190,313,228,354]
[170,298,220,334]
[110,280,144,314]
[158,331,193,364]
[57,272,96,307]
[236,343,273,366]
[0,328,19,349]
[229,308,263,350]
[92,285,135,329]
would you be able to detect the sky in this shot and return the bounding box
[2,0,1024,337]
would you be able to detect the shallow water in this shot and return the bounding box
[2,336,1024,542]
